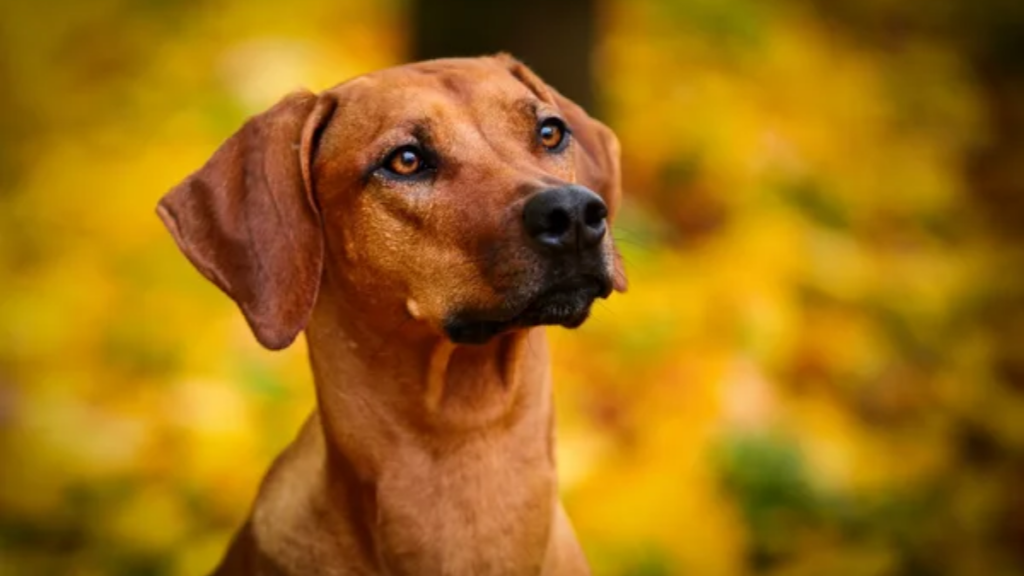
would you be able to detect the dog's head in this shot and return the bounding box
[158,55,627,349]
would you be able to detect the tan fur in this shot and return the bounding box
[158,55,625,575]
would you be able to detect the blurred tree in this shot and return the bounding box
[411,0,597,112]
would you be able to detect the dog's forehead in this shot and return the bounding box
[325,58,542,120]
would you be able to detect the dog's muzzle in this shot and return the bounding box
[443,185,612,345]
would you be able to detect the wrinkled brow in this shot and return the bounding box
[515,97,544,119]
[367,118,438,150]
[410,123,435,146]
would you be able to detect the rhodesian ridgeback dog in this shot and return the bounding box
[158,54,626,576]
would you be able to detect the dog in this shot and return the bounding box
[158,54,626,576]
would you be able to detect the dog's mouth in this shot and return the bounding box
[444,275,612,345]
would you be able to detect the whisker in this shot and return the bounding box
[612,238,654,252]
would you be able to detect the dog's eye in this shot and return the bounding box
[383,146,426,177]
[538,118,569,151]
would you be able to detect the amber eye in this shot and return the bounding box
[385,146,424,176]
[538,118,568,151]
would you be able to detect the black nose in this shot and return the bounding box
[523,185,608,253]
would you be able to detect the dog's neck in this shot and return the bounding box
[304,283,555,478]
[300,286,559,571]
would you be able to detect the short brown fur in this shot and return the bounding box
[158,55,625,576]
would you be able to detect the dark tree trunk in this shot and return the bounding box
[411,0,597,113]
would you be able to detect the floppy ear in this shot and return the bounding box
[553,90,623,222]
[501,55,628,292]
[559,96,629,292]
[157,91,337,350]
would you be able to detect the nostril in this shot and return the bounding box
[583,200,608,228]
[547,208,572,237]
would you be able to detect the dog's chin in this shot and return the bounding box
[443,276,611,345]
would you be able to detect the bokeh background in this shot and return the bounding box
[3,0,1024,574]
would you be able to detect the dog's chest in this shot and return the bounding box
[374,437,556,576]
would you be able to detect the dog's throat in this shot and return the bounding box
[424,332,527,423]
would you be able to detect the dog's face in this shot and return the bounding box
[315,57,626,343]
[158,55,626,349]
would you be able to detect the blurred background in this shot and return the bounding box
[2,0,1024,574]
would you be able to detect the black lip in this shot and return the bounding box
[444,275,610,345]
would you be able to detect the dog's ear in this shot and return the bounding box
[551,89,629,292]
[157,91,337,349]
[501,54,628,292]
